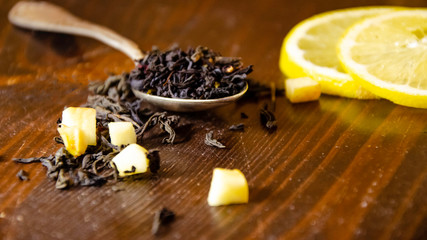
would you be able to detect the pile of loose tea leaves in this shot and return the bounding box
[129,46,253,99]
[14,73,180,189]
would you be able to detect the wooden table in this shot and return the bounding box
[1,0,426,239]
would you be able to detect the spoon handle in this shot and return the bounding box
[8,1,144,61]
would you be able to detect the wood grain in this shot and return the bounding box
[1,0,427,239]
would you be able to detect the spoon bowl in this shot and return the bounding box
[8,1,248,112]
[132,83,248,112]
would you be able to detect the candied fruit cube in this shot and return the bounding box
[111,144,149,177]
[61,107,97,145]
[57,125,88,157]
[285,77,321,103]
[207,168,249,206]
[108,122,137,146]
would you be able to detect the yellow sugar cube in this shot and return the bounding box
[57,124,88,157]
[108,122,137,146]
[285,77,321,103]
[207,168,249,206]
[111,143,149,177]
[61,107,97,145]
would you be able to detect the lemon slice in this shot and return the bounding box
[280,7,399,99]
[338,10,427,108]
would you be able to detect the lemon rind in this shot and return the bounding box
[338,10,427,108]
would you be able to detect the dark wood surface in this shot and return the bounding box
[1,0,427,239]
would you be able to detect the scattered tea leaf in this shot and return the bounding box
[16,170,29,181]
[229,123,245,131]
[147,150,160,174]
[260,107,277,130]
[124,166,137,174]
[76,170,107,187]
[205,131,226,148]
[56,169,70,190]
[54,136,64,145]
[240,112,248,119]
[136,112,179,144]
[151,207,176,235]
[13,157,41,164]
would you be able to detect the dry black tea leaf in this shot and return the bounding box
[240,112,248,119]
[151,207,176,235]
[54,136,64,145]
[260,107,277,130]
[205,131,226,148]
[129,46,252,100]
[229,123,244,131]
[147,150,160,174]
[13,157,41,164]
[124,166,136,174]
[76,170,107,187]
[135,112,179,144]
[17,170,29,181]
[56,169,71,190]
